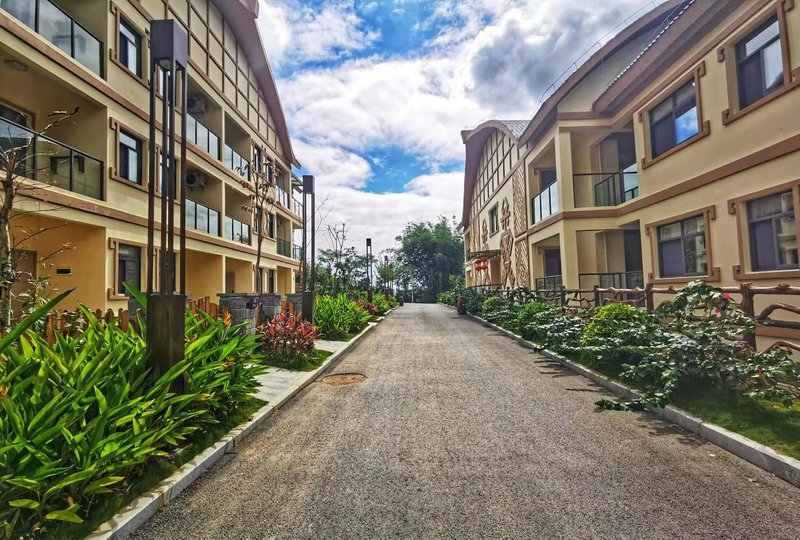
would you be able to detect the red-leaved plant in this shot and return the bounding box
[258,312,317,362]
[356,299,379,316]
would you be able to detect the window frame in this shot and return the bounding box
[119,17,142,78]
[656,216,707,278]
[118,129,143,185]
[735,16,784,110]
[110,4,148,88]
[488,204,499,236]
[747,190,798,271]
[649,80,699,159]
[110,240,144,299]
[638,63,710,169]
[645,206,719,284]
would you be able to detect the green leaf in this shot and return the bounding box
[8,499,39,510]
[93,386,107,415]
[0,289,72,356]
[45,509,83,523]
[84,476,124,494]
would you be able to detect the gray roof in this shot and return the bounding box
[497,120,529,140]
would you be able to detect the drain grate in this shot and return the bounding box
[322,373,367,386]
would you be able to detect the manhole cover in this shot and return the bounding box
[322,373,367,385]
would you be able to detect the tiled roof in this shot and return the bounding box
[497,120,529,140]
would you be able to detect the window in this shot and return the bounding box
[748,191,798,271]
[649,81,699,158]
[489,205,499,235]
[267,213,275,238]
[119,131,142,184]
[119,19,142,77]
[539,169,557,190]
[268,269,276,294]
[657,216,707,277]
[117,244,141,295]
[736,17,783,109]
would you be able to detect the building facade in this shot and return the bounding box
[0,0,303,313]
[461,0,800,344]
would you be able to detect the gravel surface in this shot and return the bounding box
[137,304,800,540]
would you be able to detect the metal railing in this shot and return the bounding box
[275,186,289,208]
[573,171,639,208]
[277,237,291,257]
[535,275,563,290]
[0,117,103,199]
[293,244,302,261]
[531,182,559,224]
[185,199,220,236]
[223,144,249,180]
[3,0,103,76]
[223,216,250,245]
[186,113,219,159]
[578,271,644,290]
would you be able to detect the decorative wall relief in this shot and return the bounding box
[515,239,530,288]
[500,230,515,287]
[501,198,511,231]
[481,219,489,250]
[512,168,527,236]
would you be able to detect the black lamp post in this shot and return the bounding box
[301,175,316,322]
[366,238,373,303]
[146,19,188,381]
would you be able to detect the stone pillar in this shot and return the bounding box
[218,293,260,333]
[286,293,303,316]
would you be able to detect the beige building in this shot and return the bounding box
[461,0,800,342]
[0,0,303,313]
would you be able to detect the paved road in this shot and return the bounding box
[138,304,800,539]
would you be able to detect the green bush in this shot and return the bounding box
[516,302,559,342]
[464,289,484,315]
[482,296,517,329]
[314,294,371,340]
[0,293,265,538]
[580,303,652,373]
[516,302,584,355]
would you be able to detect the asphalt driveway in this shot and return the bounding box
[137,303,800,539]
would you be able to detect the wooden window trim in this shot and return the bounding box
[728,179,800,280]
[110,2,150,90]
[638,62,710,170]
[108,238,150,300]
[644,205,720,284]
[718,0,798,126]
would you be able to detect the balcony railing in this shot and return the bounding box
[277,237,291,257]
[531,182,559,224]
[3,0,103,76]
[578,271,644,290]
[275,186,289,208]
[573,171,639,208]
[186,114,219,159]
[535,275,563,290]
[223,216,250,245]
[223,144,249,180]
[292,197,303,216]
[1,117,103,199]
[293,244,302,261]
[185,199,220,236]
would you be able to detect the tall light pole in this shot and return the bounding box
[146,19,188,383]
[301,175,316,322]
[366,238,373,303]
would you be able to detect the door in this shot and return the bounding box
[225,272,235,293]
[544,248,562,276]
[623,230,644,288]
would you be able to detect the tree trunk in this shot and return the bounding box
[0,169,17,329]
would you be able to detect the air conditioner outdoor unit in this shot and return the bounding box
[187,95,208,114]
[186,171,207,189]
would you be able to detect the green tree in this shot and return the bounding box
[396,217,463,302]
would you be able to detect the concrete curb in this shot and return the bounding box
[88,319,384,539]
[463,311,800,489]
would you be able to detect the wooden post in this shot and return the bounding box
[593,285,601,309]
[559,286,567,308]
[645,283,654,313]
[740,282,757,348]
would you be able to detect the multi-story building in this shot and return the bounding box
[0,0,304,313]
[461,0,800,344]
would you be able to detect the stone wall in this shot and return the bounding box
[217,293,302,332]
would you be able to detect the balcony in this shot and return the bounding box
[578,271,644,290]
[277,237,291,257]
[573,170,639,208]
[275,186,289,208]
[186,114,220,159]
[223,216,250,245]
[1,117,103,199]
[185,199,220,236]
[223,144,249,180]
[293,244,302,261]
[292,196,303,217]
[2,0,103,76]
[531,182,559,224]
[535,275,563,290]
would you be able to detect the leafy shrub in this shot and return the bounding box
[0,293,265,538]
[464,289,485,314]
[374,295,392,314]
[517,302,559,342]
[356,299,379,316]
[314,294,371,340]
[580,303,653,373]
[257,312,317,370]
[437,291,455,305]
[597,281,800,411]
[482,296,518,329]
[516,301,584,355]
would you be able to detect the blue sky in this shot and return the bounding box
[257,0,665,251]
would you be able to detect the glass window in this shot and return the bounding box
[119,19,142,77]
[209,209,219,236]
[736,18,783,109]
[118,243,141,294]
[649,80,699,158]
[186,200,196,229]
[657,215,708,277]
[119,130,142,184]
[489,206,499,234]
[268,269,276,293]
[748,191,798,271]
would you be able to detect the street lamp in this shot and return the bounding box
[146,19,188,381]
[366,238,373,303]
[301,175,316,322]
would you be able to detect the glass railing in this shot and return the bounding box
[535,275,563,290]
[578,271,644,290]
[2,0,103,76]
[293,244,302,261]
[223,144,249,180]
[185,199,220,236]
[277,237,291,257]
[223,216,250,245]
[573,171,639,208]
[0,117,103,199]
[275,186,289,208]
[186,113,219,159]
[292,197,303,216]
[531,182,559,224]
